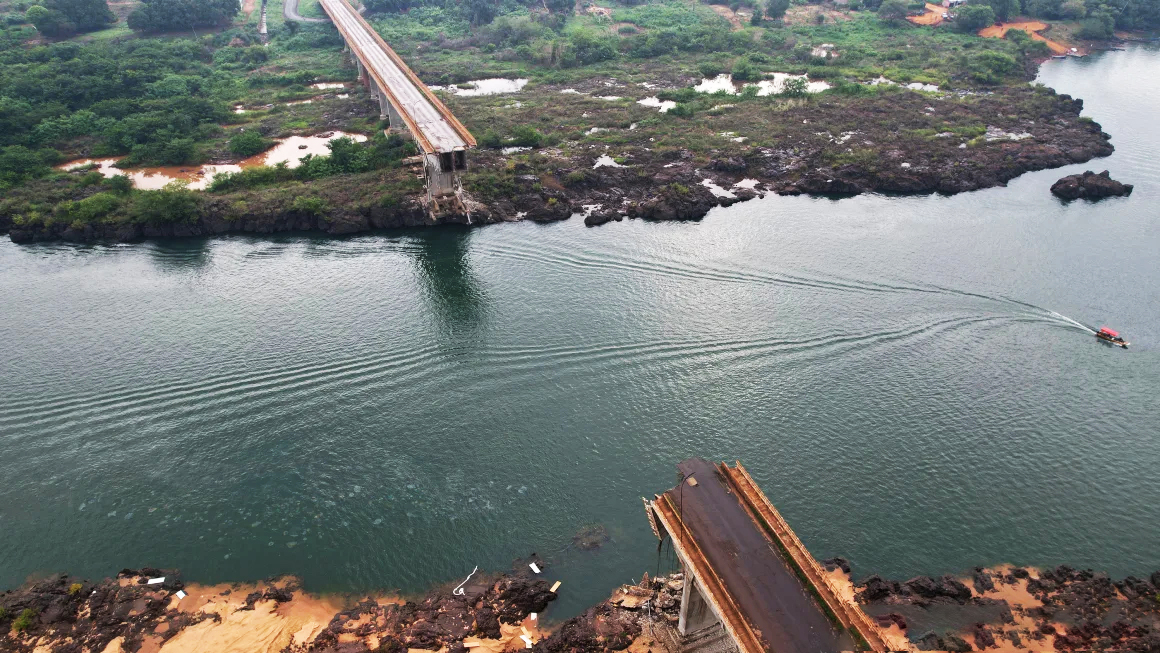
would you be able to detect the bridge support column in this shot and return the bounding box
[356,59,367,85]
[678,572,721,636]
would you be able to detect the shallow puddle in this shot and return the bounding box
[637,97,676,113]
[431,78,528,96]
[694,73,831,96]
[58,132,368,190]
[311,82,347,89]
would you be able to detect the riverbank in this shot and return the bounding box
[4,563,1158,652]
[1,82,1112,243]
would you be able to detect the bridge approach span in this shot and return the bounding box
[319,0,475,199]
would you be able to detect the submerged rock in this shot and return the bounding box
[1050,170,1133,200]
[572,524,611,550]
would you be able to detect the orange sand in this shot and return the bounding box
[960,565,1063,653]
[979,21,1070,54]
[158,582,347,653]
[907,3,946,26]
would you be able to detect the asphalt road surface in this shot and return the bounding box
[668,459,856,652]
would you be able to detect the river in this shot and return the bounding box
[1,46,1157,617]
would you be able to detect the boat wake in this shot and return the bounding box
[1045,310,1097,335]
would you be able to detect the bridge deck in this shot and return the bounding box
[318,0,474,155]
[651,459,900,652]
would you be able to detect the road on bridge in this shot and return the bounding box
[319,0,474,156]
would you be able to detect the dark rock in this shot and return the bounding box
[571,524,610,550]
[822,557,851,574]
[1050,170,1133,200]
[972,567,996,594]
[916,632,944,651]
[1011,567,1030,579]
[969,622,997,649]
[584,209,617,227]
[710,156,747,172]
[904,575,972,602]
[874,612,907,630]
[943,634,972,652]
[796,174,862,196]
[534,603,641,653]
[857,575,902,602]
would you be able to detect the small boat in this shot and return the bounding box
[1096,327,1129,348]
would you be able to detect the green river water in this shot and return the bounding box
[1,46,1157,618]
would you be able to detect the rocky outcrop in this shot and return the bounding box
[1050,170,1133,200]
[1,85,1122,243]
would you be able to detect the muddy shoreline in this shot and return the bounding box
[4,561,1159,652]
[1,85,1114,245]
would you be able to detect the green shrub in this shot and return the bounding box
[698,61,724,77]
[130,183,200,223]
[76,170,106,188]
[69,583,84,596]
[291,195,327,216]
[229,130,274,157]
[104,175,134,195]
[667,103,696,118]
[13,608,36,633]
[782,76,809,97]
[57,192,122,225]
[732,56,761,82]
[509,125,544,148]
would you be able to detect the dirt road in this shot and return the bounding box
[979,20,1070,54]
[284,0,328,23]
[907,3,945,25]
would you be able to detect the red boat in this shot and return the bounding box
[1096,327,1129,348]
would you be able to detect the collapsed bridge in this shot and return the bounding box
[645,459,901,653]
[318,0,475,211]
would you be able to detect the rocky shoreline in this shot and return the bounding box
[1050,170,1134,200]
[4,561,1159,653]
[1,86,1116,245]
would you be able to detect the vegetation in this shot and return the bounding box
[26,0,113,36]
[128,0,240,33]
[229,129,275,157]
[13,608,36,633]
[0,0,1146,238]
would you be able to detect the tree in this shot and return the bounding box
[544,0,572,14]
[877,0,910,21]
[781,76,808,96]
[128,0,239,32]
[955,3,995,29]
[973,0,1017,21]
[750,2,764,24]
[464,0,496,26]
[46,0,115,32]
[1077,9,1114,36]
[26,5,74,36]
[766,0,790,19]
[1060,0,1087,17]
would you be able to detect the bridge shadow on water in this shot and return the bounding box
[411,227,489,336]
[145,238,213,272]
